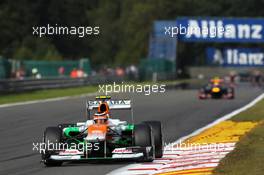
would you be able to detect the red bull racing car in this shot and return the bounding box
[198,77,235,99]
[41,96,163,166]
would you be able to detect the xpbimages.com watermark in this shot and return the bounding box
[164,23,233,38]
[164,140,233,153]
[98,82,166,96]
[32,141,100,154]
[32,24,100,37]
[32,140,232,154]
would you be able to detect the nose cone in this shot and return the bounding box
[86,124,107,141]
[212,87,220,93]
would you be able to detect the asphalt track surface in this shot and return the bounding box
[0,83,262,175]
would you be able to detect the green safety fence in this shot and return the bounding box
[22,59,91,77]
[0,58,11,79]
[0,58,91,79]
[139,58,176,80]
[21,58,91,77]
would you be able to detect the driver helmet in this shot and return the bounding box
[211,76,221,85]
[93,102,110,124]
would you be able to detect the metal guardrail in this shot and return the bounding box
[0,76,125,93]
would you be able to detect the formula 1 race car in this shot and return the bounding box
[198,77,235,99]
[41,96,163,166]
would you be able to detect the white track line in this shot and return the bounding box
[108,92,264,175]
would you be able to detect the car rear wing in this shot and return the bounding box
[86,99,132,110]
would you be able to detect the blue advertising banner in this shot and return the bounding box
[206,48,264,67]
[148,21,177,61]
[176,18,264,42]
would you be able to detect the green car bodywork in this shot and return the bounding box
[62,124,135,150]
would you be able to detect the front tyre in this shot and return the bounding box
[42,127,63,167]
[134,123,153,162]
[144,121,163,158]
[134,123,152,146]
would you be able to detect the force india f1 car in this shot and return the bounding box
[41,96,163,166]
[198,77,235,99]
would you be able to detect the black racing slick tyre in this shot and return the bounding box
[144,121,163,158]
[228,87,235,99]
[134,123,153,162]
[134,123,152,147]
[42,127,63,167]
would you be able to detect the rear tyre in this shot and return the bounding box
[42,127,63,167]
[229,87,235,99]
[144,121,163,158]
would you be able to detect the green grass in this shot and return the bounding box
[213,99,264,175]
[231,99,264,122]
[0,86,98,104]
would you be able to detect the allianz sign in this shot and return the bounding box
[226,49,264,66]
[177,18,264,42]
[207,48,264,66]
